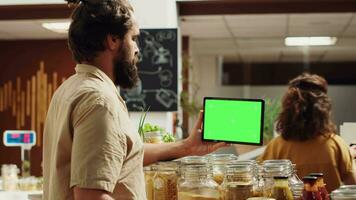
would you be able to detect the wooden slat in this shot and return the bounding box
[0,87,3,112]
[15,94,21,130]
[48,83,53,109]
[16,77,21,129]
[26,80,30,116]
[43,73,48,120]
[9,81,12,110]
[53,72,58,92]
[31,76,36,131]
[0,4,73,20]
[4,83,7,110]
[12,91,16,116]
[178,0,356,15]
[38,62,45,146]
[36,70,41,144]
[21,91,25,127]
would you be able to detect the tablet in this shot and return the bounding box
[202,97,264,145]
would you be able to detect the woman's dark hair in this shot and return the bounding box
[65,0,134,63]
[276,73,336,141]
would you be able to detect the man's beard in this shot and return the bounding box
[113,50,139,89]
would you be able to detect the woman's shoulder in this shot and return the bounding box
[265,135,287,146]
[322,133,349,149]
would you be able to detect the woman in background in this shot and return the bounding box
[259,73,356,192]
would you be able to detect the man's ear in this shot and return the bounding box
[105,34,121,51]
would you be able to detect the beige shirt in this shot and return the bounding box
[259,134,354,192]
[43,64,146,200]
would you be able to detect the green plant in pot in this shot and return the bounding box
[137,106,175,143]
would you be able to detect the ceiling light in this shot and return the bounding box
[42,22,70,33]
[285,36,337,46]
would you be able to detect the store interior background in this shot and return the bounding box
[0,0,355,177]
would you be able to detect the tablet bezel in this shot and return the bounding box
[202,97,265,146]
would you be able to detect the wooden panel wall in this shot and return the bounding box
[0,40,75,176]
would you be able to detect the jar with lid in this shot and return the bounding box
[208,154,237,185]
[309,173,329,200]
[179,156,210,180]
[178,164,220,200]
[261,162,293,197]
[272,176,293,200]
[144,165,156,200]
[220,163,255,200]
[144,131,163,143]
[302,176,322,200]
[290,164,304,199]
[1,164,19,191]
[331,186,356,200]
[152,161,179,200]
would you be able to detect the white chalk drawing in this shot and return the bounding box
[121,29,177,111]
[156,30,176,42]
[155,89,177,108]
[158,70,173,87]
[123,79,147,110]
[141,31,162,59]
[152,47,173,67]
[143,89,177,109]
[139,66,162,75]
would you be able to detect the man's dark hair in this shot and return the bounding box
[65,0,134,63]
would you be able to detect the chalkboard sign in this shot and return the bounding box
[120,28,178,111]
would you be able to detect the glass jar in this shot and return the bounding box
[152,161,179,200]
[290,164,304,200]
[302,176,322,200]
[262,162,293,197]
[1,164,19,191]
[180,156,209,165]
[208,154,237,185]
[179,156,210,178]
[221,163,254,200]
[309,173,329,200]
[331,188,356,200]
[272,176,294,200]
[178,164,220,200]
[18,176,38,191]
[144,131,163,143]
[144,165,156,200]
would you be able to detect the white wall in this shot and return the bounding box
[128,0,180,134]
[191,55,356,130]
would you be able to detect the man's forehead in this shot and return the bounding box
[132,23,140,35]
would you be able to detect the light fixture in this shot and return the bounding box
[42,21,70,33]
[285,36,337,46]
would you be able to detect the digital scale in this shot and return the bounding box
[3,130,36,177]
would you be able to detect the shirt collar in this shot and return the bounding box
[75,63,127,107]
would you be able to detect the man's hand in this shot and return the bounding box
[182,110,230,156]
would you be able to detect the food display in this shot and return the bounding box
[143,157,327,200]
[178,190,220,200]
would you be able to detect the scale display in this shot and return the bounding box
[3,130,36,147]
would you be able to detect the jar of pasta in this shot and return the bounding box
[144,165,156,200]
[178,163,220,200]
[220,163,255,200]
[208,154,237,185]
[152,161,179,200]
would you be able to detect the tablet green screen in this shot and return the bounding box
[203,99,263,144]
